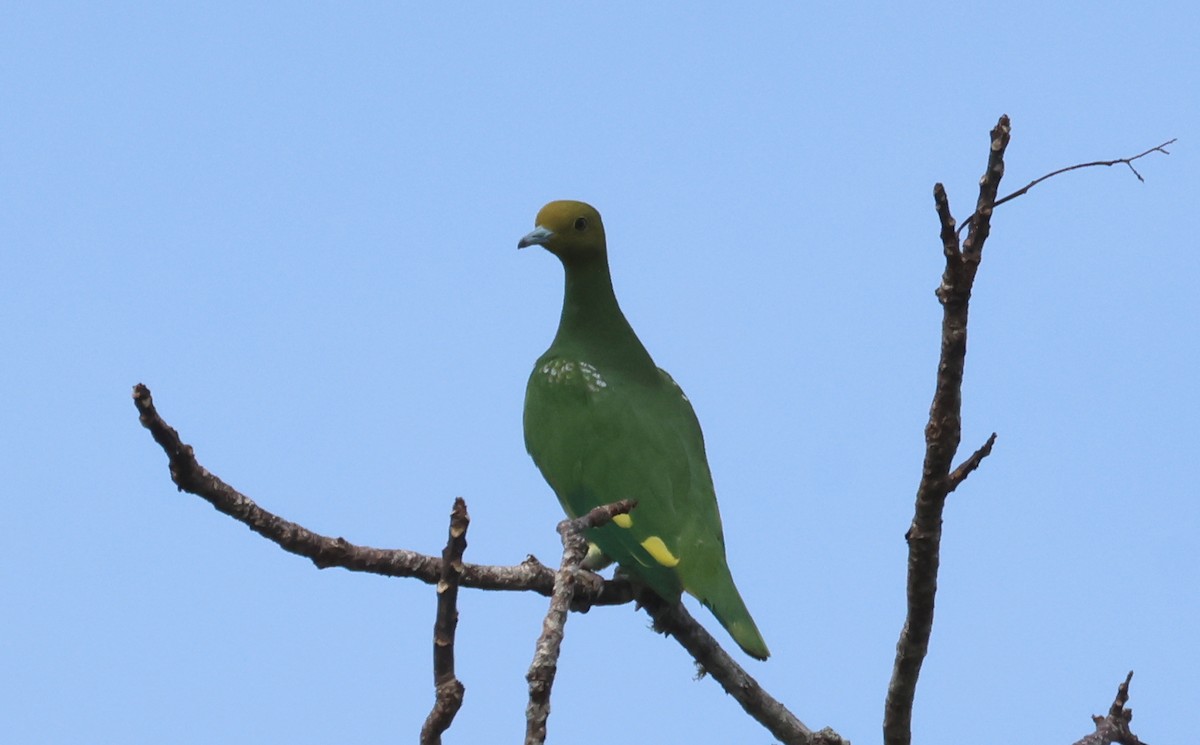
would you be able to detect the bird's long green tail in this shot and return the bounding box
[696,569,770,660]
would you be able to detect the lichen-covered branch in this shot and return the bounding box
[420,497,469,745]
[525,501,636,745]
[882,115,1009,745]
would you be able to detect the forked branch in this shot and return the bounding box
[883,116,1010,745]
[884,121,1172,745]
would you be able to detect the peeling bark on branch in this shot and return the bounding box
[882,121,1171,745]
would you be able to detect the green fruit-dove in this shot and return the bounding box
[519,200,770,660]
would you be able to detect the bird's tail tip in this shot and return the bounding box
[705,588,770,659]
[725,617,771,661]
[690,568,770,659]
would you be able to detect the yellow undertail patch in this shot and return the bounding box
[612,513,633,528]
[640,536,680,567]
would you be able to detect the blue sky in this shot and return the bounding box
[3,3,1196,743]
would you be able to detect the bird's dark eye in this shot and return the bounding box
[574,217,588,231]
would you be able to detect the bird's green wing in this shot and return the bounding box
[524,355,769,659]
[524,355,686,600]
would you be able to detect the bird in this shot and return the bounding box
[519,200,770,660]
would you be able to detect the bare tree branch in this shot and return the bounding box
[420,498,469,745]
[135,118,1171,742]
[1071,672,1147,745]
[132,383,633,607]
[641,595,846,745]
[883,115,1009,745]
[132,382,822,739]
[525,501,636,745]
[958,138,1174,234]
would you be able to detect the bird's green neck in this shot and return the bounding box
[547,257,658,378]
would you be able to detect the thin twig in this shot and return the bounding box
[420,498,469,745]
[1071,672,1147,745]
[131,383,633,607]
[957,138,1175,234]
[946,433,997,493]
[524,501,636,745]
[883,115,1009,745]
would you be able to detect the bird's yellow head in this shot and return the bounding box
[517,200,606,263]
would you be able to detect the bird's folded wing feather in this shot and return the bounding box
[524,358,726,588]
